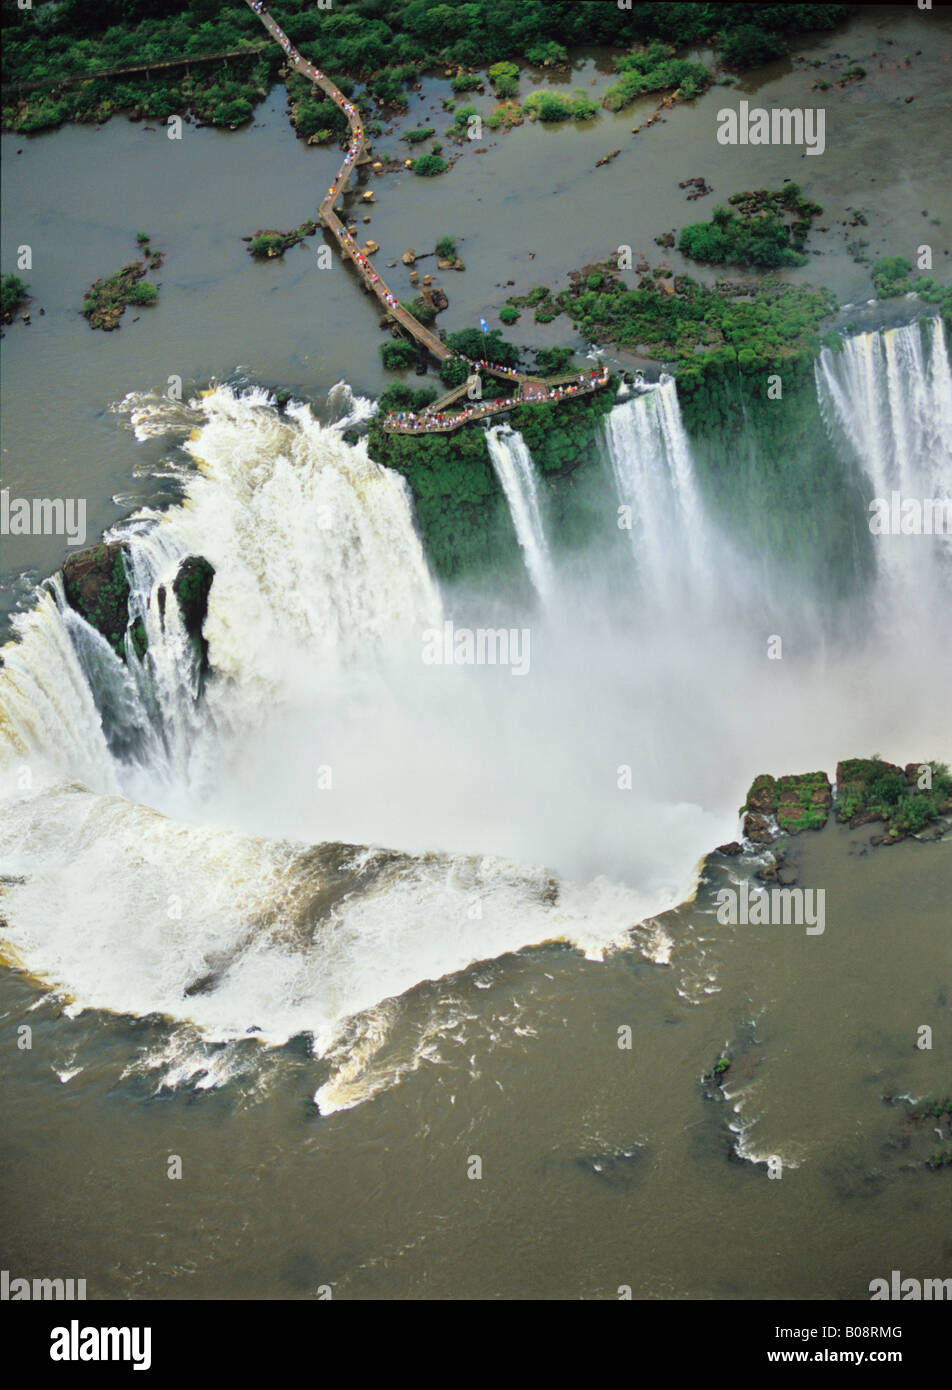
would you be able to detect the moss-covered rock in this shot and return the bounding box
[742,769,832,834]
[61,542,132,658]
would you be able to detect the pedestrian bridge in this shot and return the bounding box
[244,1,610,434]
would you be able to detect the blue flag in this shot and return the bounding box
[480,318,489,334]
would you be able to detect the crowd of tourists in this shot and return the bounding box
[385,366,611,433]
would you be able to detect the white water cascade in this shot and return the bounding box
[486,426,557,604]
[1,385,695,1108]
[3,341,951,1108]
[604,377,713,605]
[815,318,952,611]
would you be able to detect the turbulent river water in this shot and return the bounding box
[2,1,952,1295]
[1,315,950,1297]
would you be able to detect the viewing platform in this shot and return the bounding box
[244,0,612,436]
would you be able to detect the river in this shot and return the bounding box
[1,4,950,1301]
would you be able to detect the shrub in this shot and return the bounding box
[604,44,711,109]
[488,61,519,87]
[127,281,158,306]
[499,305,520,325]
[435,235,458,258]
[413,153,447,176]
[720,25,788,69]
[524,41,568,67]
[402,126,435,143]
[678,206,807,269]
[450,73,482,93]
[380,339,419,370]
[1,274,29,320]
[400,297,436,326]
[871,255,913,298]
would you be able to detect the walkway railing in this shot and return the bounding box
[243,0,611,435]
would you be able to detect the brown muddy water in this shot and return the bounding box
[1,823,949,1299]
[1,4,950,1302]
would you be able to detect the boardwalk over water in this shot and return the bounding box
[244,1,610,433]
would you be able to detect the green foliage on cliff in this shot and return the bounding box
[368,378,616,581]
[680,357,869,599]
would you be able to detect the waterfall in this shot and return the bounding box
[486,426,556,603]
[0,385,443,802]
[815,318,952,609]
[603,377,711,605]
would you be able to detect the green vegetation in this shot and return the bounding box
[720,25,787,69]
[488,60,520,98]
[678,186,822,269]
[413,153,448,176]
[400,296,437,327]
[702,1053,732,1086]
[126,281,158,306]
[81,235,163,330]
[172,554,215,677]
[604,41,711,110]
[744,771,832,832]
[61,543,133,660]
[1,273,29,322]
[870,256,913,297]
[868,257,952,321]
[2,1,847,134]
[368,376,617,582]
[523,90,599,123]
[834,758,952,839]
[435,235,458,259]
[525,41,568,68]
[508,259,837,379]
[498,305,521,325]
[401,125,435,144]
[680,206,805,268]
[443,326,521,377]
[380,339,419,370]
[449,73,483,93]
[533,345,576,375]
[246,221,317,259]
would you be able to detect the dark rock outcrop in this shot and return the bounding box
[62,542,131,658]
[172,555,215,678]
